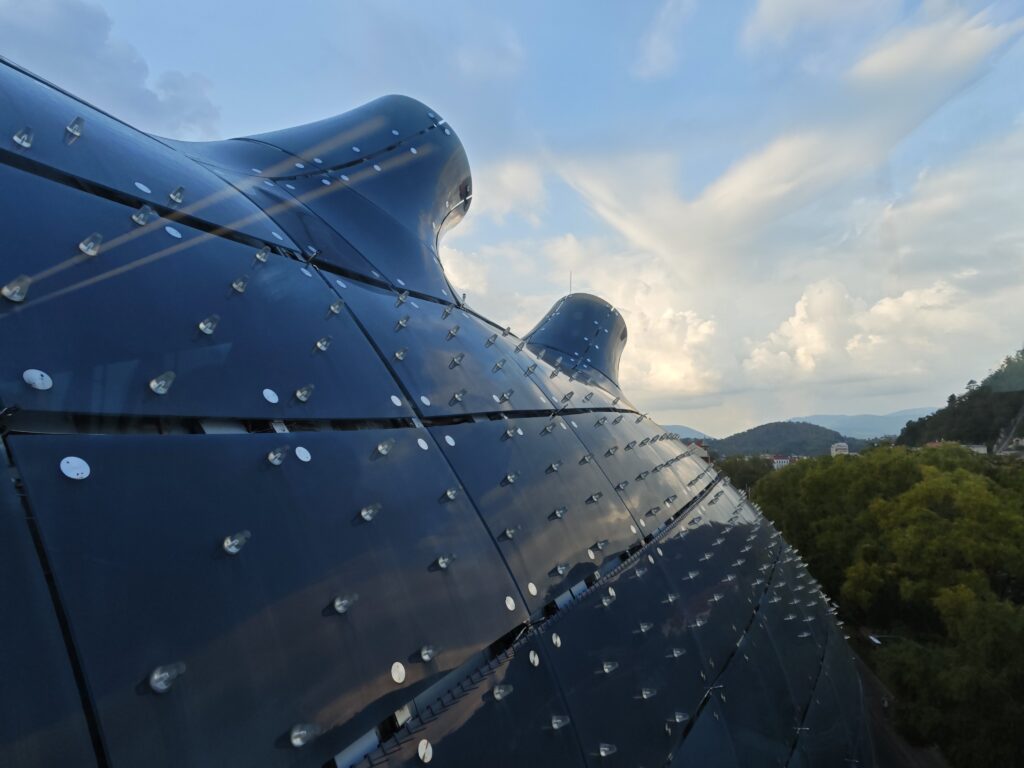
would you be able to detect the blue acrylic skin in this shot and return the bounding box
[0,57,870,768]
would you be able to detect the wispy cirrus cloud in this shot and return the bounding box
[631,0,695,79]
[742,0,894,48]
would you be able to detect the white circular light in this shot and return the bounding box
[444,435,455,447]
[418,739,433,763]
[335,279,347,289]
[134,181,151,194]
[300,268,313,277]
[296,447,312,462]
[505,596,516,612]
[164,226,182,239]
[420,395,431,406]
[417,438,429,451]
[529,650,540,667]
[271,231,284,241]
[528,582,538,596]
[60,456,90,480]
[23,368,53,390]
[262,388,279,404]
[390,395,402,407]
[391,661,406,684]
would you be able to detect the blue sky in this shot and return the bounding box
[2,0,1022,435]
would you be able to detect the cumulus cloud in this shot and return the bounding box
[466,159,548,226]
[441,231,720,408]
[632,0,695,79]
[0,0,220,139]
[734,108,1024,410]
[743,278,986,383]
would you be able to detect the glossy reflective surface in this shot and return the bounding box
[429,415,641,610]
[9,430,526,767]
[343,282,551,417]
[0,467,97,767]
[0,62,295,249]
[525,293,628,387]
[0,60,871,768]
[0,165,407,421]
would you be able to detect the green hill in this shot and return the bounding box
[709,421,871,457]
[898,346,1024,449]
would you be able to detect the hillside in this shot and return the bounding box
[709,421,870,457]
[898,347,1024,448]
[789,408,936,439]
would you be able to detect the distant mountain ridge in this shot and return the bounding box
[708,421,871,458]
[662,424,714,440]
[788,408,936,439]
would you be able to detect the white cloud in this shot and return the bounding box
[632,0,695,79]
[743,278,987,384]
[879,127,1024,285]
[525,5,1024,433]
[562,5,1024,270]
[465,160,548,226]
[441,231,720,406]
[743,0,893,48]
[850,8,1024,85]
[439,244,490,300]
[455,27,525,80]
[0,0,220,139]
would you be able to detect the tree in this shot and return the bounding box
[750,445,1024,767]
[715,455,773,491]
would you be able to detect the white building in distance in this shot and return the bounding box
[831,442,850,457]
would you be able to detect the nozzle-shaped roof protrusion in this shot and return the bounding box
[524,293,627,386]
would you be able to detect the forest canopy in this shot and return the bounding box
[751,445,1024,768]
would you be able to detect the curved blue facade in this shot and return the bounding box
[0,56,871,767]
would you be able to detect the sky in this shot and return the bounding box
[1,0,1022,436]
